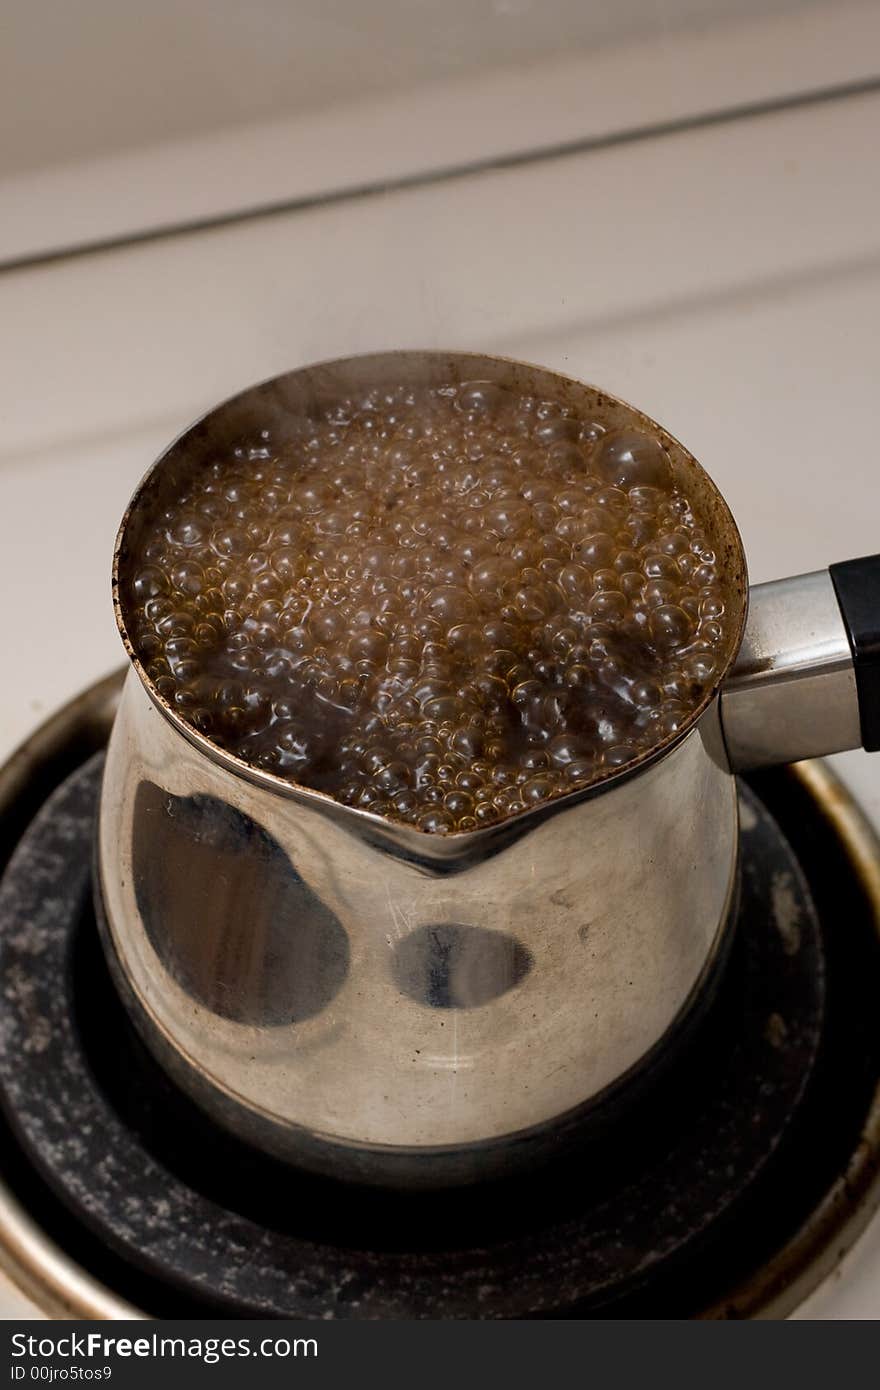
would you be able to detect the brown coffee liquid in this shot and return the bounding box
[124,381,730,832]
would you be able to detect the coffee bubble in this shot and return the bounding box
[123,382,731,832]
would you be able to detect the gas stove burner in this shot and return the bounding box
[0,676,879,1318]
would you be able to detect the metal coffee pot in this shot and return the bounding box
[96,352,880,1186]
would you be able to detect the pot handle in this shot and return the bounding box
[719,555,880,771]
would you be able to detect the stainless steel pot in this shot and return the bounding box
[96,351,880,1187]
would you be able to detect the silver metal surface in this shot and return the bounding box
[98,668,737,1184]
[721,570,861,770]
[99,352,751,1186]
[0,1180,141,1321]
[97,351,874,1187]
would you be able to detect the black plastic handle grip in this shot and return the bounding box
[830,554,880,753]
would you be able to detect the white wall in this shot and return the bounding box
[2,0,824,176]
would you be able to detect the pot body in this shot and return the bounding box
[99,350,757,1187]
[97,668,738,1183]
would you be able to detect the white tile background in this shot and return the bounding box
[3,1,878,263]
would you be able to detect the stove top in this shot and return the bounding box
[0,675,878,1318]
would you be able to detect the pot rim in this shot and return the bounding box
[112,349,749,861]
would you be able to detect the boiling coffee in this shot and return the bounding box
[123,381,730,832]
